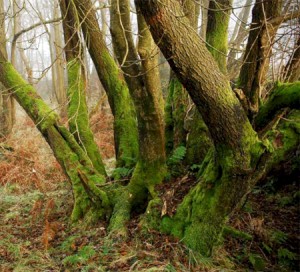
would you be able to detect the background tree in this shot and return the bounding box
[0,0,14,138]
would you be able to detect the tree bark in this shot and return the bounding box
[206,0,232,74]
[238,0,283,116]
[108,0,166,235]
[0,0,14,138]
[136,0,264,255]
[71,0,139,169]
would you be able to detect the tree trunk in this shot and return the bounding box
[108,0,166,235]
[206,0,232,74]
[136,0,264,255]
[60,0,107,176]
[0,0,14,138]
[254,82,300,132]
[200,0,209,39]
[227,0,252,80]
[52,0,67,117]
[0,49,110,222]
[72,0,139,169]
[238,0,283,116]
[283,32,300,82]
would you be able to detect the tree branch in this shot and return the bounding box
[254,82,300,131]
[268,10,300,26]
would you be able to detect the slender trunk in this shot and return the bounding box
[238,0,283,116]
[0,0,13,138]
[206,0,232,74]
[53,1,67,117]
[72,0,139,169]
[60,0,107,176]
[227,0,252,80]
[19,47,33,84]
[200,0,209,39]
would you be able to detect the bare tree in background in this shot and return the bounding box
[0,0,14,138]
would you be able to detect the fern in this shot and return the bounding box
[167,146,186,165]
[112,167,133,180]
[278,248,297,261]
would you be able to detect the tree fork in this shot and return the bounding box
[0,52,110,223]
[135,0,265,255]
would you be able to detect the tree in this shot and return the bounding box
[135,0,300,255]
[71,0,139,169]
[0,0,14,138]
[0,0,299,257]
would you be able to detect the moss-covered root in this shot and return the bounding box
[161,138,264,256]
[108,161,167,238]
[46,126,111,224]
[0,56,111,224]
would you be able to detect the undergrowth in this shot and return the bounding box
[0,110,298,271]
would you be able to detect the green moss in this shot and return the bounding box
[206,0,231,73]
[255,82,300,131]
[67,59,107,176]
[165,80,174,155]
[2,62,58,131]
[100,51,139,169]
[185,110,212,166]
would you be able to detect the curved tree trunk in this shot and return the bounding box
[72,0,138,168]
[0,49,110,222]
[135,0,265,255]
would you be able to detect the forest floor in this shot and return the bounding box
[0,110,299,272]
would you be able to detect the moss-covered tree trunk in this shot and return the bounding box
[206,0,232,74]
[254,82,300,132]
[0,49,110,222]
[60,0,106,176]
[108,0,166,235]
[72,0,138,169]
[136,0,265,255]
